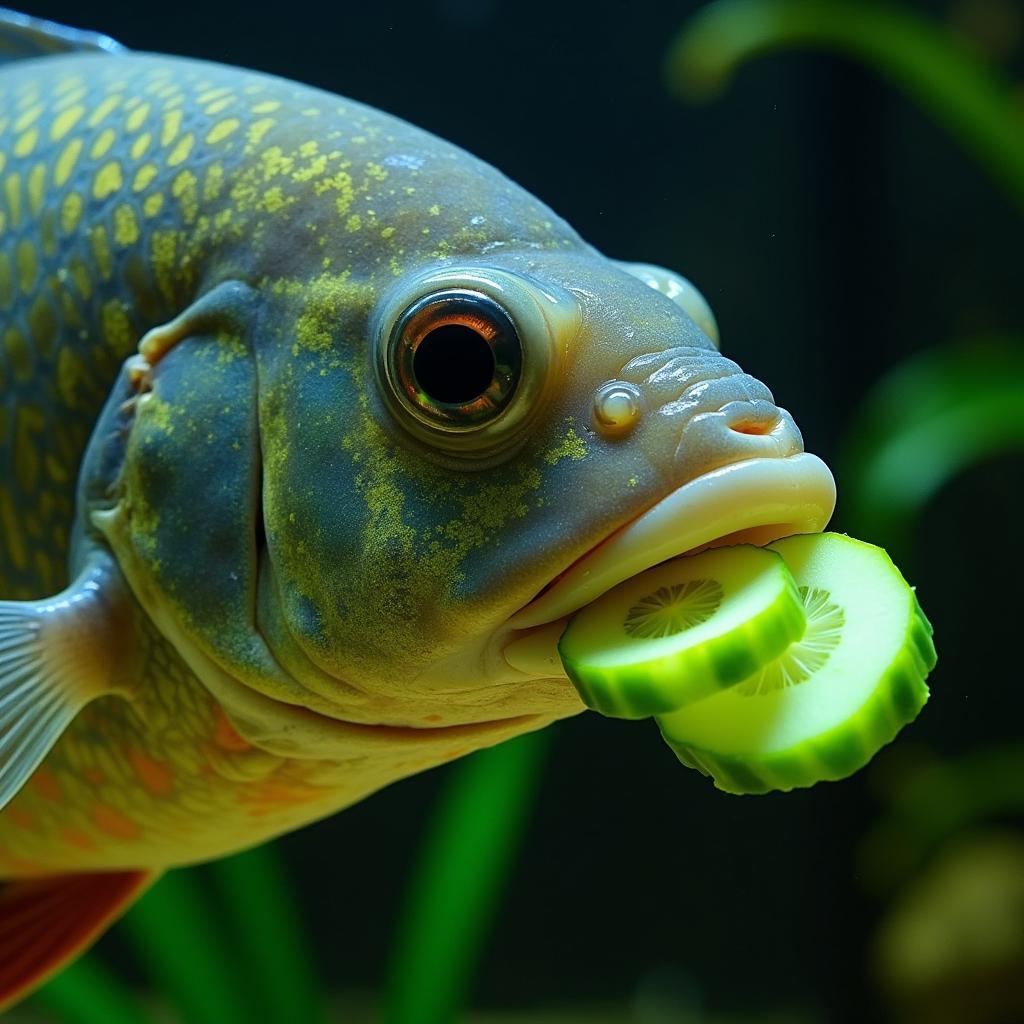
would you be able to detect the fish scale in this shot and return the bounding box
[0,53,432,600]
[0,58,237,598]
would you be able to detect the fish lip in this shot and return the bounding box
[507,452,836,631]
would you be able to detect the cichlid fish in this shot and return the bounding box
[0,6,835,1008]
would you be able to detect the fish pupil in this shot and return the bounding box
[413,324,496,404]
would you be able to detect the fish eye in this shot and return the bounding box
[375,267,580,460]
[388,290,522,427]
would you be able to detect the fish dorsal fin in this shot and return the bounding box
[0,870,158,1012]
[0,552,138,813]
[0,6,127,64]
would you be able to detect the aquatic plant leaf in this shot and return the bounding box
[29,956,152,1024]
[210,845,325,1024]
[120,870,251,1024]
[837,336,1024,559]
[664,0,1024,211]
[385,729,552,1024]
[859,744,1024,891]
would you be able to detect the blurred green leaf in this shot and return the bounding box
[120,869,251,1024]
[860,744,1024,890]
[664,0,1024,211]
[838,336,1024,560]
[210,845,325,1024]
[385,729,553,1024]
[30,956,152,1024]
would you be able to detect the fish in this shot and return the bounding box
[0,5,836,1009]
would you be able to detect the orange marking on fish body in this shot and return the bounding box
[129,749,175,796]
[83,768,106,786]
[93,804,141,841]
[213,706,252,751]
[7,808,36,832]
[62,827,97,851]
[242,780,326,815]
[0,849,41,873]
[30,767,61,800]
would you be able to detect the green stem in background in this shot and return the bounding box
[30,957,153,1024]
[837,336,1024,560]
[664,0,1024,212]
[385,729,553,1024]
[119,870,252,1024]
[210,845,325,1024]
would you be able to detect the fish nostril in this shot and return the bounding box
[729,419,777,436]
[719,400,785,438]
[592,380,643,439]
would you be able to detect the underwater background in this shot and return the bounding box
[8,0,1024,1021]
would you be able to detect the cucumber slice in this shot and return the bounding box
[657,532,936,795]
[557,545,806,719]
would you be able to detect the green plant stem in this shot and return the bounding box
[30,957,152,1024]
[385,729,553,1024]
[120,870,250,1024]
[665,0,1024,211]
[838,336,1024,559]
[210,845,325,1024]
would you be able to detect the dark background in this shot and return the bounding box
[20,0,1024,1019]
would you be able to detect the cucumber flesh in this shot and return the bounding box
[656,532,936,795]
[557,545,806,719]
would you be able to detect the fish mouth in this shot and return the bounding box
[508,452,836,635]
[320,712,546,742]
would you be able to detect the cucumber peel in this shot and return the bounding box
[558,545,807,719]
[656,533,935,794]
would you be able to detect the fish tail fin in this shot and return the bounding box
[0,870,159,1012]
[0,557,135,814]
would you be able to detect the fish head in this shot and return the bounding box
[252,245,835,733]
[87,109,834,758]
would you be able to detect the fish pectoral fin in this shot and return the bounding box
[0,551,139,813]
[0,8,127,64]
[0,870,159,1013]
